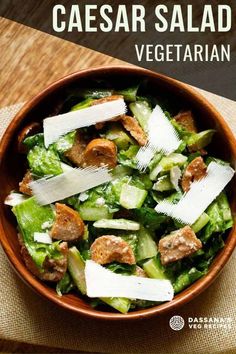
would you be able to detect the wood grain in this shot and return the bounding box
[0,17,128,109]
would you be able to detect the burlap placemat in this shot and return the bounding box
[0,89,236,354]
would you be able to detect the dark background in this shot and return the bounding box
[1,0,235,99]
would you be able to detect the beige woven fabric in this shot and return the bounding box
[0,90,236,354]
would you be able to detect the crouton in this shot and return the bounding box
[64,130,88,167]
[181,156,207,192]
[18,234,68,282]
[120,115,147,146]
[174,111,197,133]
[158,226,202,265]
[50,203,85,241]
[135,266,147,277]
[82,138,117,168]
[19,170,33,196]
[91,235,135,265]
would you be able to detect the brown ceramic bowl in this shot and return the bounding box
[0,66,236,320]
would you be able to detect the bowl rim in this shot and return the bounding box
[1,65,236,320]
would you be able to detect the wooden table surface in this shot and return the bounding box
[0,16,128,354]
[0,17,128,109]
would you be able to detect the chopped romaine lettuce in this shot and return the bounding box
[118,145,139,169]
[23,133,44,148]
[76,88,114,99]
[132,173,153,190]
[192,213,210,233]
[106,263,136,275]
[187,129,215,151]
[53,131,76,155]
[148,152,163,172]
[200,193,233,243]
[129,100,152,132]
[12,197,63,269]
[100,297,131,314]
[111,165,132,179]
[171,119,193,139]
[27,145,63,176]
[134,207,168,231]
[79,204,113,221]
[153,175,174,192]
[120,184,147,209]
[116,84,139,102]
[120,233,138,255]
[142,256,169,280]
[105,122,134,150]
[136,226,157,262]
[56,272,74,296]
[159,153,187,172]
[70,98,94,111]
[173,267,205,293]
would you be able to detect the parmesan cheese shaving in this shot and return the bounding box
[155,162,234,225]
[41,221,53,230]
[4,192,29,207]
[170,166,181,191]
[44,98,126,147]
[30,166,112,205]
[136,105,181,171]
[136,144,156,171]
[85,260,174,301]
[34,232,52,244]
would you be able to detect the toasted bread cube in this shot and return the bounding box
[19,170,33,196]
[82,138,117,168]
[159,226,202,265]
[91,235,135,265]
[120,115,147,146]
[50,203,85,241]
[181,156,207,192]
[18,233,68,282]
[174,111,197,133]
[64,130,88,167]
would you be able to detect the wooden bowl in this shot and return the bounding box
[0,66,236,320]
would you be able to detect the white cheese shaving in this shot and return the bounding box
[136,104,181,171]
[43,98,126,147]
[41,221,53,230]
[29,166,112,205]
[34,232,52,244]
[170,166,182,191]
[85,260,174,301]
[96,197,105,206]
[4,192,28,207]
[148,105,181,153]
[136,145,156,171]
[155,162,234,225]
[61,162,74,172]
[78,192,89,202]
